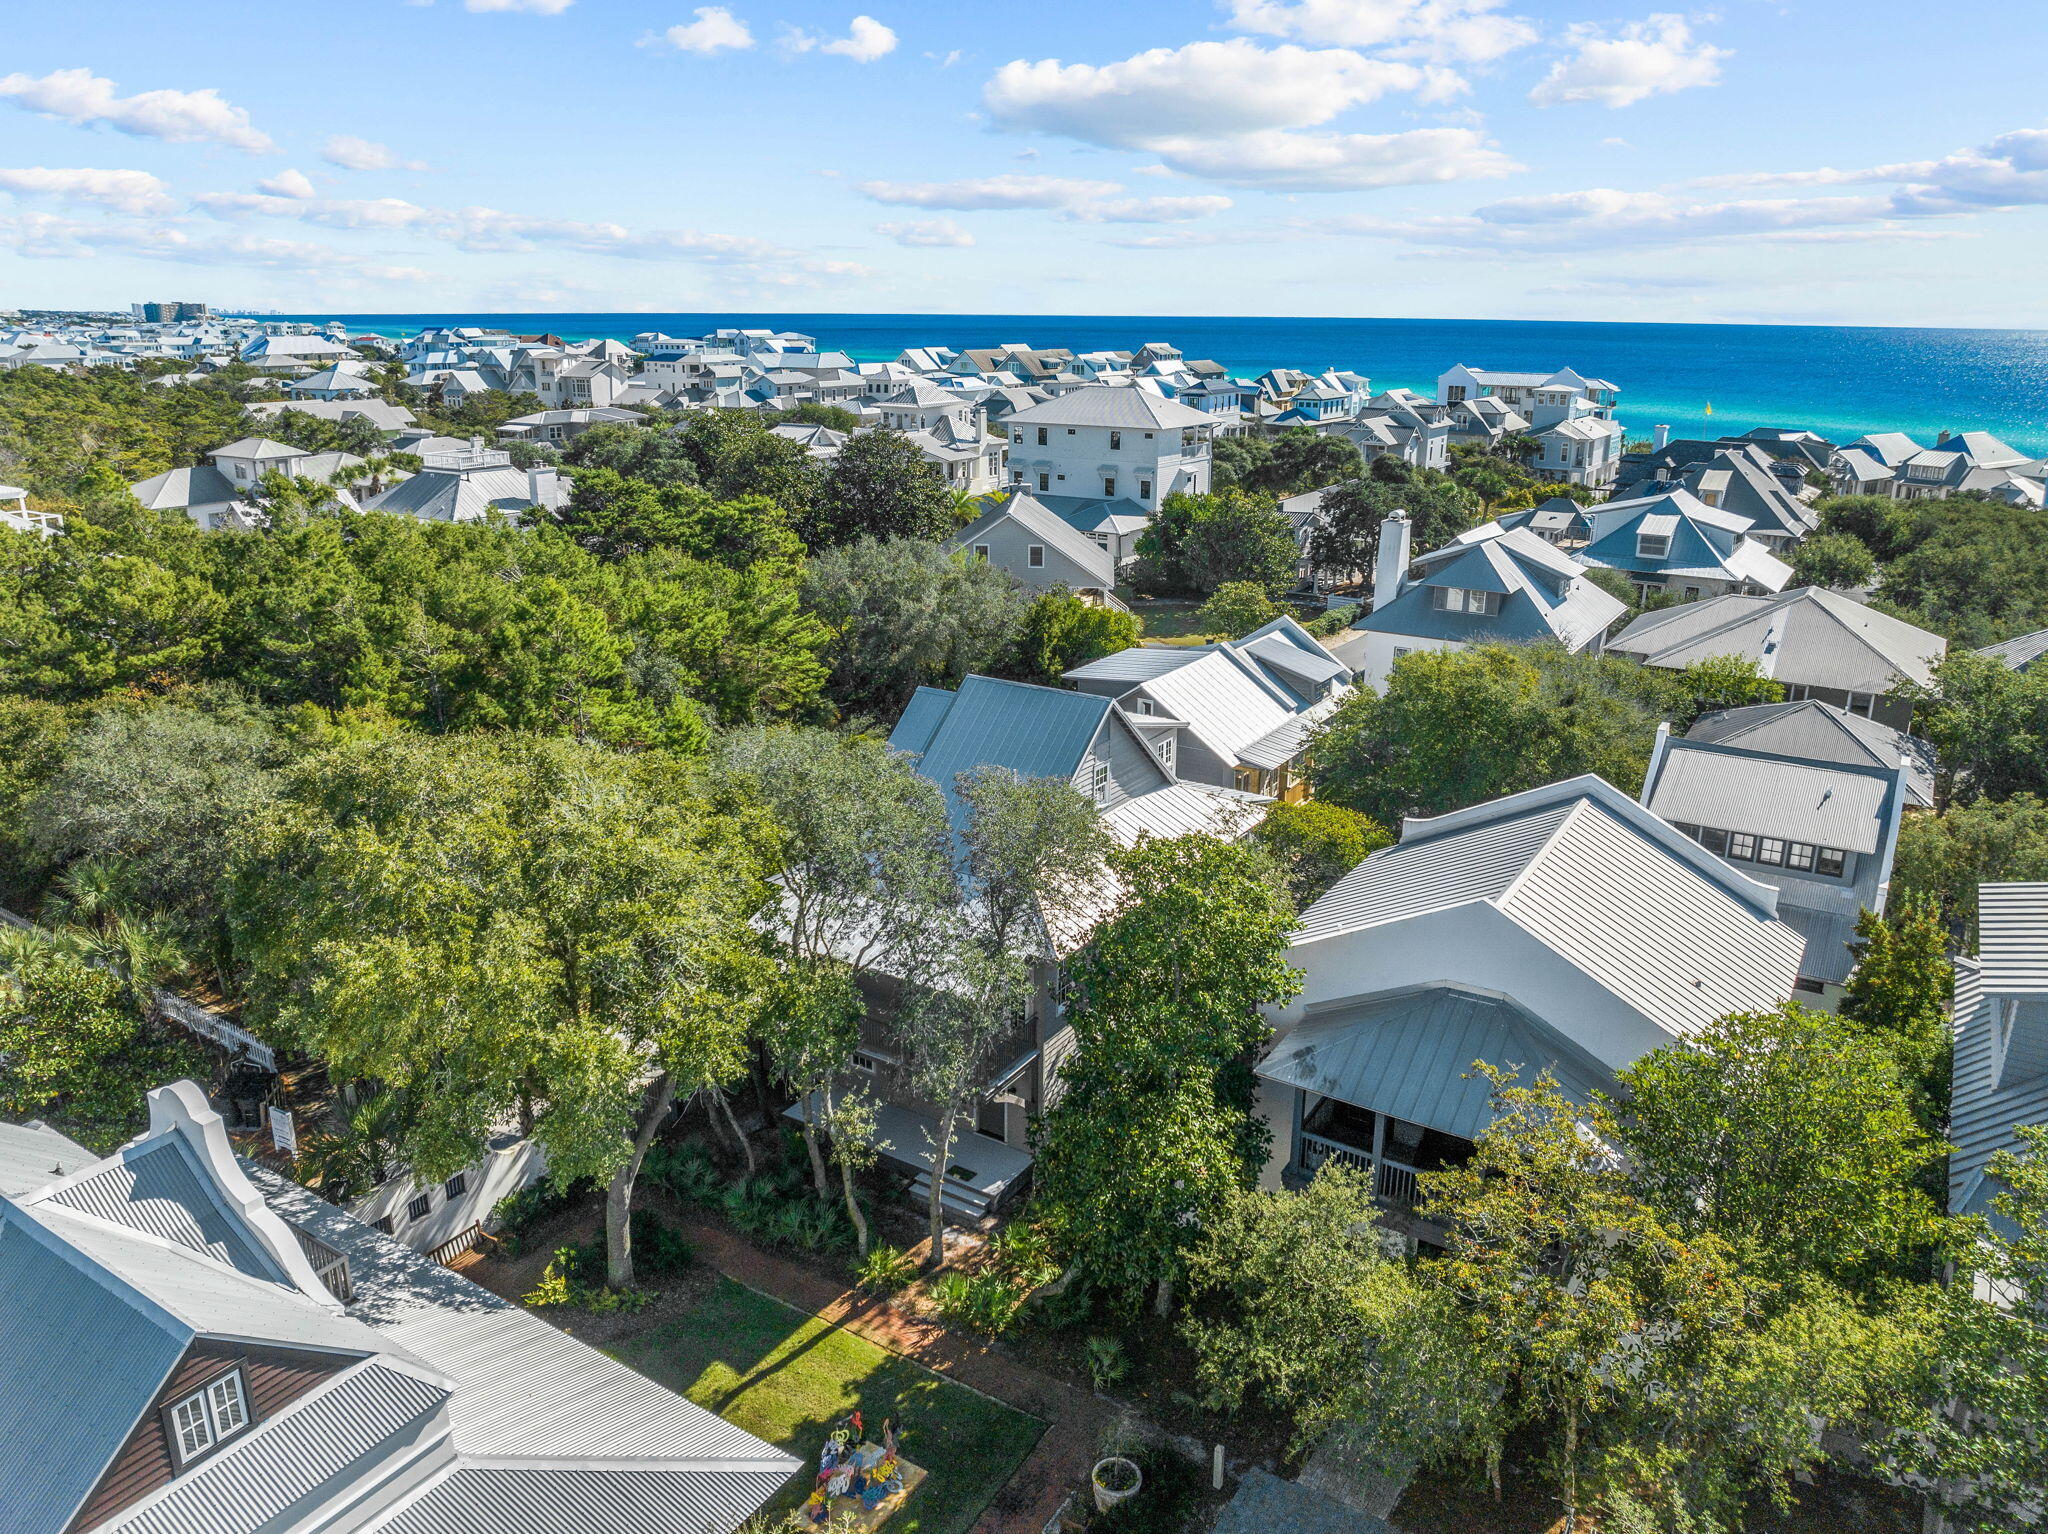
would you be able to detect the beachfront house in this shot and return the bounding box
[0,1081,798,1534]
[1253,775,1804,1224]
[1436,365,1620,427]
[1608,585,1947,731]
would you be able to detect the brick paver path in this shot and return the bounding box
[675,1220,1111,1534]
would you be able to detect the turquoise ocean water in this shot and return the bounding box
[279,311,2048,456]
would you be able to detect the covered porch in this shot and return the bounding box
[784,1089,1033,1225]
[1258,984,1609,1210]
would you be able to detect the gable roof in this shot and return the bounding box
[951,491,1118,586]
[1355,526,1625,650]
[1609,586,1947,692]
[1294,776,1804,1043]
[1002,383,1212,430]
[886,674,1130,821]
[0,1084,797,1534]
[1978,626,2048,673]
[1686,699,1936,807]
[1132,647,1298,765]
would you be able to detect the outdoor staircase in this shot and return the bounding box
[906,1170,997,1225]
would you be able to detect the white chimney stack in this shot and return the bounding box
[1373,511,1412,611]
[1653,423,1671,451]
[527,464,555,508]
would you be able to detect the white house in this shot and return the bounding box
[1002,384,1215,511]
[1950,883,2048,1236]
[1573,487,1792,602]
[1253,775,1805,1214]
[1436,365,1620,429]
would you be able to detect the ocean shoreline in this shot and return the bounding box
[275,310,2048,455]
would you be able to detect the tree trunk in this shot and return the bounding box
[749,1037,777,1125]
[714,1087,756,1178]
[605,1072,675,1290]
[925,1103,959,1270]
[836,1139,870,1257]
[801,1087,830,1196]
[1153,1273,1174,1318]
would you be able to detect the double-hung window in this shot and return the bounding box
[1027,545,1045,568]
[1430,586,1499,616]
[1636,533,1670,560]
[1109,430,1121,450]
[1035,427,1047,445]
[167,1369,250,1469]
[1103,477,1116,497]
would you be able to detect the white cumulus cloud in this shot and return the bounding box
[257,168,318,199]
[0,68,275,154]
[783,15,899,62]
[1148,126,1518,191]
[876,217,975,246]
[0,166,175,215]
[645,7,756,54]
[985,39,1454,147]
[320,135,425,172]
[1530,15,1728,109]
[857,173,1123,209]
[1222,0,1537,65]
[981,38,1495,191]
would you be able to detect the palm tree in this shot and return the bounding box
[946,486,984,527]
[299,1092,409,1204]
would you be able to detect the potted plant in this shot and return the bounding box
[1091,1455,1142,1514]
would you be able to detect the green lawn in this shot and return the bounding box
[612,1278,1047,1534]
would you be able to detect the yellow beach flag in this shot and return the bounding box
[1704,401,1714,416]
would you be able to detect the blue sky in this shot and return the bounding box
[2,0,2045,325]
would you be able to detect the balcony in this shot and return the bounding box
[1292,1130,1424,1208]
[293,1223,354,1305]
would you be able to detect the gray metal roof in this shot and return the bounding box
[1949,955,2048,1233]
[1064,644,1216,684]
[102,1360,450,1534]
[1686,700,1937,809]
[1134,647,1298,766]
[254,1169,803,1471]
[1978,626,2048,673]
[951,490,1117,586]
[0,1206,187,1534]
[1644,740,1893,853]
[0,1119,92,1197]
[888,685,954,756]
[374,1466,805,1534]
[1259,986,1607,1143]
[1776,903,1862,986]
[1611,586,1946,692]
[45,1135,284,1281]
[1980,883,2048,994]
[1100,781,1267,843]
[1002,383,1213,430]
[1296,778,1805,1041]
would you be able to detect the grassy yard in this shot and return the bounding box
[612,1277,1046,1534]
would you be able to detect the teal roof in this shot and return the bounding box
[0,1203,187,1532]
[886,675,1111,823]
[1258,985,1607,1143]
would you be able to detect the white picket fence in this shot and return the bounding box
[0,904,276,1071]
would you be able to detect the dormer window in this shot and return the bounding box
[166,1369,250,1469]
[1430,586,1500,616]
[1636,532,1671,559]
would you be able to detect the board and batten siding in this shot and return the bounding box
[1074,715,1172,808]
[66,1338,352,1533]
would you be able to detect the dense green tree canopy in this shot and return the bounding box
[1248,799,1392,907]
[804,428,958,548]
[1134,486,1299,597]
[800,537,1029,719]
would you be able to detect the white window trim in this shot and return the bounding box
[167,1368,251,1469]
[1027,545,1045,568]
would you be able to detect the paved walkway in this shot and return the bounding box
[675,1220,1111,1534]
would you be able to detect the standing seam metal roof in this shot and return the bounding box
[1643,741,1892,853]
[42,1135,283,1281]
[371,1467,804,1534]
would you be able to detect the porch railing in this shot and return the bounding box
[1295,1131,1424,1207]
